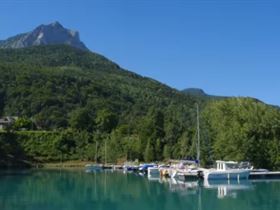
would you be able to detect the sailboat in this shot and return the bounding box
[171,104,203,180]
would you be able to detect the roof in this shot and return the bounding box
[216,160,238,164]
[0,116,17,124]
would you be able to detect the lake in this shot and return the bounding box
[0,169,279,210]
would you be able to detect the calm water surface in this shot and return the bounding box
[0,170,279,210]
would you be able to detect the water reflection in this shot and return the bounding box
[147,176,161,182]
[147,174,253,199]
[203,179,253,199]
[165,178,199,195]
[0,170,279,210]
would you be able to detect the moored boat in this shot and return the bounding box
[169,160,203,180]
[139,163,157,173]
[123,165,139,172]
[148,167,160,177]
[204,161,250,180]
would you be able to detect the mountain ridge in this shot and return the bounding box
[181,88,227,101]
[0,21,88,51]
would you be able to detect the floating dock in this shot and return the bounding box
[249,171,280,179]
[181,171,280,181]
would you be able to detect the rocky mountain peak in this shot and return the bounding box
[0,21,88,51]
[50,21,63,28]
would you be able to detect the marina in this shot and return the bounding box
[84,162,280,181]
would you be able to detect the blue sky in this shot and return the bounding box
[1,0,280,105]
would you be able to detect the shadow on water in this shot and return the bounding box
[0,170,279,210]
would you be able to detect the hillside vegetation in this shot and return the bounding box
[0,45,279,169]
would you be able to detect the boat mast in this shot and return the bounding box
[95,141,98,163]
[104,138,107,165]
[196,103,200,166]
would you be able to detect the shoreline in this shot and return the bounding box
[35,161,94,169]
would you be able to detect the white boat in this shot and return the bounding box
[170,160,201,179]
[204,161,250,180]
[147,166,160,177]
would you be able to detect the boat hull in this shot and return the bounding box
[204,170,250,180]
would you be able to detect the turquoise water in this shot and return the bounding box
[0,170,279,210]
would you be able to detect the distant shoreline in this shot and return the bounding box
[0,161,94,170]
[35,161,95,169]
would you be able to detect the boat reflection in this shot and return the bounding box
[145,173,253,200]
[161,177,199,195]
[155,177,252,198]
[204,179,253,199]
[147,176,161,182]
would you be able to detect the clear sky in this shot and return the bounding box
[1,0,279,105]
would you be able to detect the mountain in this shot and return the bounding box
[0,21,88,51]
[182,88,226,100]
[182,88,207,97]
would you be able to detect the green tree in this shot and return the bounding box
[13,117,33,130]
[163,144,171,160]
[95,109,118,133]
[54,130,76,162]
[144,139,155,162]
[69,108,94,131]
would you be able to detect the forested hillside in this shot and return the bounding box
[0,45,279,169]
[0,45,201,166]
